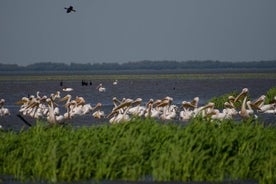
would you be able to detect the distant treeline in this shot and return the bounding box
[0,60,276,71]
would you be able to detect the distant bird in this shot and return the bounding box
[62,87,74,92]
[64,6,76,13]
[113,80,118,85]
[96,83,106,92]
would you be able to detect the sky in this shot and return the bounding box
[0,0,276,66]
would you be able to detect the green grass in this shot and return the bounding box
[1,117,276,183]
[265,86,276,104]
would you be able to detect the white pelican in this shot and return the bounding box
[234,88,257,118]
[92,103,105,119]
[97,83,106,92]
[46,98,64,124]
[251,95,276,113]
[155,96,175,120]
[60,94,74,118]
[223,102,238,118]
[0,99,10,116]
[179,101,196,120]
[160,105,178,120]
[193,102,215,118]
[113,80,118,85]
[63,87,74,92]
[239,97,256,119]
[234,88,248,103]
[107,98,133,123]
[191,97,199,108]
[128,98,146,116]
[144,99,160,118]
[208,109,228,120]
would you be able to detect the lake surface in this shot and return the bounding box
[0,74,275,184]
[0,75,275,131]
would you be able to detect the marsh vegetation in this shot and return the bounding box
[0,117,276,183]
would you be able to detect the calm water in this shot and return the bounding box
[0,77,275,130]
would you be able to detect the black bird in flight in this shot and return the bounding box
[64,6,76,13]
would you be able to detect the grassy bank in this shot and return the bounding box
[0,117,276,183]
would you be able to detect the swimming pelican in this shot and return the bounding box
[113,80,118,85]
[190,97,199,108]
[250,95,275,113]
[223,102,238,118]
[234,88,249,103]
[50,91,61,101]
[128,98,146,116]
[179,101,196,120]
[60,94,73,118]
[63,87,74,92]
[112,97,122,107]
[0,99,10,116]
[107,98,133,123]
[208,109,228,120]
[239,96,255,119]
[234,88,257,118]
[160,105,178,120]
[46,98,64,124]
[193,102,215,118]
[144,99,160,118]
[97,83,106,92]
[92,103,105,119]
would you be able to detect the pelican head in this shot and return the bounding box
[234,88,248,102]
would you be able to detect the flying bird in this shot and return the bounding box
[64,6,76,13]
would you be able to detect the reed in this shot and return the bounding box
[209,91,237,109]
[0,118,276,183]
[265,86,276,104]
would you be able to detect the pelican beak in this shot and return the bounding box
[224,102,234,108]
[249,102,261,110]
[182,101,196,109]
[113,99,133,112]
[60,96,69,102]
[106,110,118,119]
[234,88,248,102]
[15,100,26,105]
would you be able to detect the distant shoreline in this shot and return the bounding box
[0,70,275,81]
[1,60,276,73]
[0,67,276,75]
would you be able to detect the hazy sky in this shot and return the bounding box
[1,0,276,66]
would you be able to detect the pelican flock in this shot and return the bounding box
[0,87,275,127]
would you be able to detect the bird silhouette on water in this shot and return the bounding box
[64,6,76,13]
